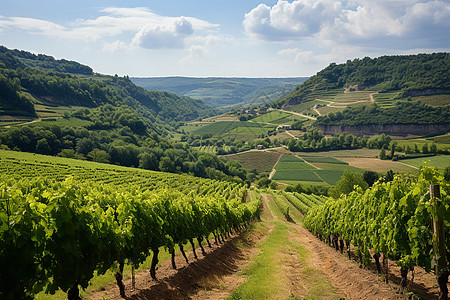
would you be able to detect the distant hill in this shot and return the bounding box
[131,77,308,108]
[0,46,214,124]
[271,53,450,135]
[273,53,450,108]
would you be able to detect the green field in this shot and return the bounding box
[302,157,348,164]
[272,169,322,182]
[250,111,292,123]
[227,125,275,136]
[401,155,450,170]
[187,121,275,137]
[413,94,450,106]
[329,91,373,103]
[272,153,367,186]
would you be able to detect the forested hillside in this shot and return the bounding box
[273,53,450,108]
[0,46,213,123]
[0,46,253,183]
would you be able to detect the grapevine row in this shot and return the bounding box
[0,176,261,300]
[303,166,449,293]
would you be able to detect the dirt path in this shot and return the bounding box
[268,154,283,179]
[89,190,443,300]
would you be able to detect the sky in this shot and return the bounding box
[1,0,449,77]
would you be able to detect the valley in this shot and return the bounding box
[1,47,450,300]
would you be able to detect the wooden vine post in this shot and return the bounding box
[430,184,448,300]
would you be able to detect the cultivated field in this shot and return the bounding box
[221,150,282,173]
[401,155,450,170]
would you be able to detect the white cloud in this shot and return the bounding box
[131,17,195,49]
[102,40,129,52]
[244,0,450,48]
[0,7,218,49]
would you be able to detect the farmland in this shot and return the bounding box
[401,155,450,170]
[221,150,282,173]
[271,154,364,186]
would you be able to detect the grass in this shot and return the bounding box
[229,194,340,300]
[227,126,275,136]
[314,170,344,185]
[28,117,94,128]
[250,111,292,123]
[401,155,450,170]
[302,157,348,164]
[329,91,373,103]
[372,91,403,107]
[432,134,450,144]
[316,105,346,115]
[272,170,322,182]
[413,94,450,106]
[230,220,289,299]
[276,161,317,170]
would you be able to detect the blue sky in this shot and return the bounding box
[1,0,449,77]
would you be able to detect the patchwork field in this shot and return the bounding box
[413,94,450,106]
[221,150,282,173]
[271,154,364,185]
[401,155,450,170]
[338,157,418,173]
[185,121,272,136]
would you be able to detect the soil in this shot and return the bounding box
[88,192,447,300]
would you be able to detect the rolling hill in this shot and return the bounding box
[131,77,308,108]
[0,46,214,125]
[271,53,450,136]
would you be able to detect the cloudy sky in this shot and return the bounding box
[1,0,449,77]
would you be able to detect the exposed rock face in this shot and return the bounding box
[317,123,450,136]
[345,85,372,92]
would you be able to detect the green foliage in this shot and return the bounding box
[274,53,450,108]
[304,166,449,275]
[256,177,272,188]
[0,170,261,299]
[0,46,213,123]
[445,167,450,181]
[316,100,450,126]
[363,170,380,187]
[287,128,367,152]
[328,171,368,198]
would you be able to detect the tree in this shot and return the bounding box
[76,138,94,155]
[422,143,429,154]
[384,170,394,182]
[363,170,380,187]
[329,171,368,199]
[430,143,437,155]
[256,177,271,188]
[379,147,387,160]
[390,142,397,159]
[139,152,158,170]
[87,148,110,163]
[35,138,51,154]
[159,156,175,173]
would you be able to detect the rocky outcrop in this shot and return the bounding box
[317,123,450,136]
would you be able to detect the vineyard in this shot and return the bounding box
[0,151,261,300]
[304,166,450,298]
[1,149,450,299]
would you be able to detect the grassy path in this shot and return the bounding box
[229,193,342,300]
